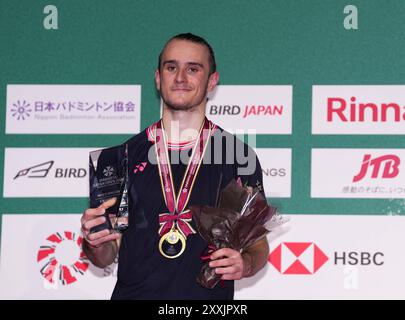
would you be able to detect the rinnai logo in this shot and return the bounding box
[268,242,329,274]
[14,161,54,179]
[353,154,400,182]
[37,231,89,285]
[312,86,405,134]
[209,104,284,118]
[327,97,405,123]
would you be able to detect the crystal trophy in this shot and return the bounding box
[89,144,129,233]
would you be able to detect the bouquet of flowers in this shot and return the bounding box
[190,178,284,289]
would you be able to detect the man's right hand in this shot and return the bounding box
[81,198,121,248]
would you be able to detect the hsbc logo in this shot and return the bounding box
[269,242,385,275]
[353,154,400,182]
[268,242,329,274]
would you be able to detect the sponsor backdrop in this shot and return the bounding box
[1,1,404,299]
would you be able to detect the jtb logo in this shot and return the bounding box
[353,154,400,182]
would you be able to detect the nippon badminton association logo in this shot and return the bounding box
[37,231,89,286]
[11,100,32,120]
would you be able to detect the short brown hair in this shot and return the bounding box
[158,33,217,75]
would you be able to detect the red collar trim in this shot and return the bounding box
[146,119,217,150]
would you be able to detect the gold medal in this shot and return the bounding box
[155,118,214,259]
[158,227,186,259]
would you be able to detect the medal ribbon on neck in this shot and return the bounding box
[155,118,212,239]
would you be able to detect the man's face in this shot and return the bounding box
[155,39,218,111]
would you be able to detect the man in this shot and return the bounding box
[81,33,269,299]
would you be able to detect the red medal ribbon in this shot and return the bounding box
[156,118,213,239]
[158,209,194,238]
